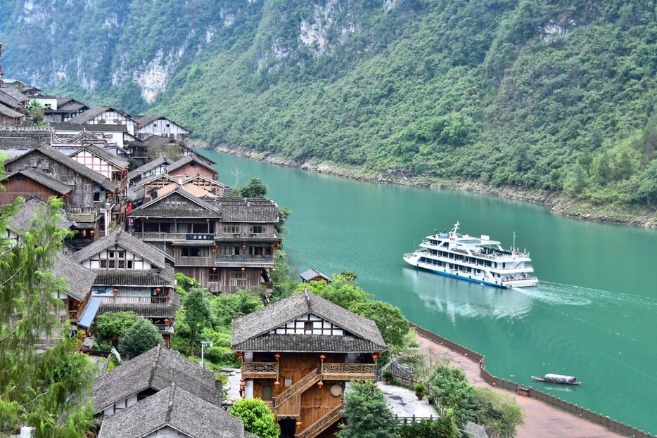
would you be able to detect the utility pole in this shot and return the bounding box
[200,340,212,368]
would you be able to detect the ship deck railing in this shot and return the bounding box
[420,241,529,260]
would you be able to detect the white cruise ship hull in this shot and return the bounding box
[403,251,538,289]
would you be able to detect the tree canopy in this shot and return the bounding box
[0,196,95,437]
[337,380,398,438]
[229,398,280,438]
[118,317,163,359]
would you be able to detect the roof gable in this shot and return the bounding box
[130,188,221,218]
[68,106,136,124]
[166,155,216,175]
[1,167,73,195]
[232,291,386,350]
[70,144,129,170]
[93,345,221,413]
[53,252,97,301]
[4,146,118,191]
[74,229,166,269]
[97,384,244,438]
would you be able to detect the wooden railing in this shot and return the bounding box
[410,323,656,438]
[273,368,320,409]
[322,363,376,379]
[215,255,274,267]
[295,403,342,438]
[242,362,278,379]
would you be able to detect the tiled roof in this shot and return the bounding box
[97,384,245,438]
[127,174,179,201]
[52,122,128,133]
[3,146,118,190]
[135,114,163,126]
[74,229,167,269]
[0,91,20,109]
[67,106,136,124]
[166,155,216,175]
[70,144,129,169]
[0,86,29,103]
[234,333,384,353]
[8,196,73,234]
[300,268,332,282]
[52,253,96,301]
[0,103,23,118]
[127,156,172,181]
[232,290,386,350]
[130,188,222,219]
[143,135,176,149]
[209,197,279,223]
[1,167,73,195]
[93,345,221,412]
[92,267,175,287]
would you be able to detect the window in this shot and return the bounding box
[230,271,246,280]
[249,225,265,234]
[223,225,240,234]
[181,247,208,257]
[209,269,220,281]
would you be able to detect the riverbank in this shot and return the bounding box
[202,144,657,228]
[415,334,626,438]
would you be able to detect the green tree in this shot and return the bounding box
[229,398,280,438]
[337,380,398,438]
[118,317,163,359]
[183,288,212,355]
[275,206,292,236]
[239,178,268,198]
[298,273,370,310]
[23,100,45,126]
[471,388,524,438]
[426,363,476,427]
[95,311,138,344]
[398,413,459,438]
[350,301,409,350]
[0,196,95,437]
[636,159,657,205]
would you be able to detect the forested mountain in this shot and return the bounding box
[3,0,657,216]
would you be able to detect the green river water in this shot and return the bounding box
[200,149,657,434]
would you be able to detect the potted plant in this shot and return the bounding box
[382,370,394,384]
[414,383,425,400]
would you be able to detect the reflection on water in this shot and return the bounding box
[403,267,534,321]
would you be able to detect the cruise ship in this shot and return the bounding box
[403,222,538,288]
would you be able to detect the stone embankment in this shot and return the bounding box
[205,145,657,228]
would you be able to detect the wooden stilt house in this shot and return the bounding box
[231,290,386,438]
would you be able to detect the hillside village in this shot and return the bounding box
[0,71,403,438]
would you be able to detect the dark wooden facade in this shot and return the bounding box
[233,292,386,438]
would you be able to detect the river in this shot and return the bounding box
[200,149,657,434]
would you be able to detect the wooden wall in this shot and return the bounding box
[0,178,59,204]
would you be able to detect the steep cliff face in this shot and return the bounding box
[3,1,657,212]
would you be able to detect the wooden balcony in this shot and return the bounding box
[215,255,274,268]
[322,363,376,381]
[242,361,279,379]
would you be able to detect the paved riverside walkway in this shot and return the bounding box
[417,336,624,438]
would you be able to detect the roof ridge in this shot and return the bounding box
[166,382,176,424]
[149,344,163,387]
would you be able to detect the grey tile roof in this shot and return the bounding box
[97,384,245,438]
[74,229,167,269]
[3,146,118,191]
[0,103,23,118]
[166,155,216,175]
[0,87,29,103]
[52,122,129,133]
[300,268,332,282]
[70,144,129,169]
[1,167,73,195]
[0,92,21,109]
[143,134,176,149]
[130,188,222,218]
[127,156,173,181]
[92,267,175,287]
[8,196,74,234]
[232,290,386,351]
[127,174,179,201]
[52,252,97,301]
[209,197,279,223]
[93,345,221,412]
[67,106,136,124]
[234,333,385,353]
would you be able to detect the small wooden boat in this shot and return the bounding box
[531,374,581,385]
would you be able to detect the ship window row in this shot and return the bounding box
[420,258,483,274]
[427,250,511,268]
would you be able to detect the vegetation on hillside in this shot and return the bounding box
[5,1,657,215]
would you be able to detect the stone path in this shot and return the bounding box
[378,381,437,419]
[417,336,624,438]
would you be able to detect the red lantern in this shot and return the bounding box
[164,319,169,324]
[274,380,280,387]
[113,288,118,294]
[274,353,281,360]
[319,354,325,360]
[317,381,324,388]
